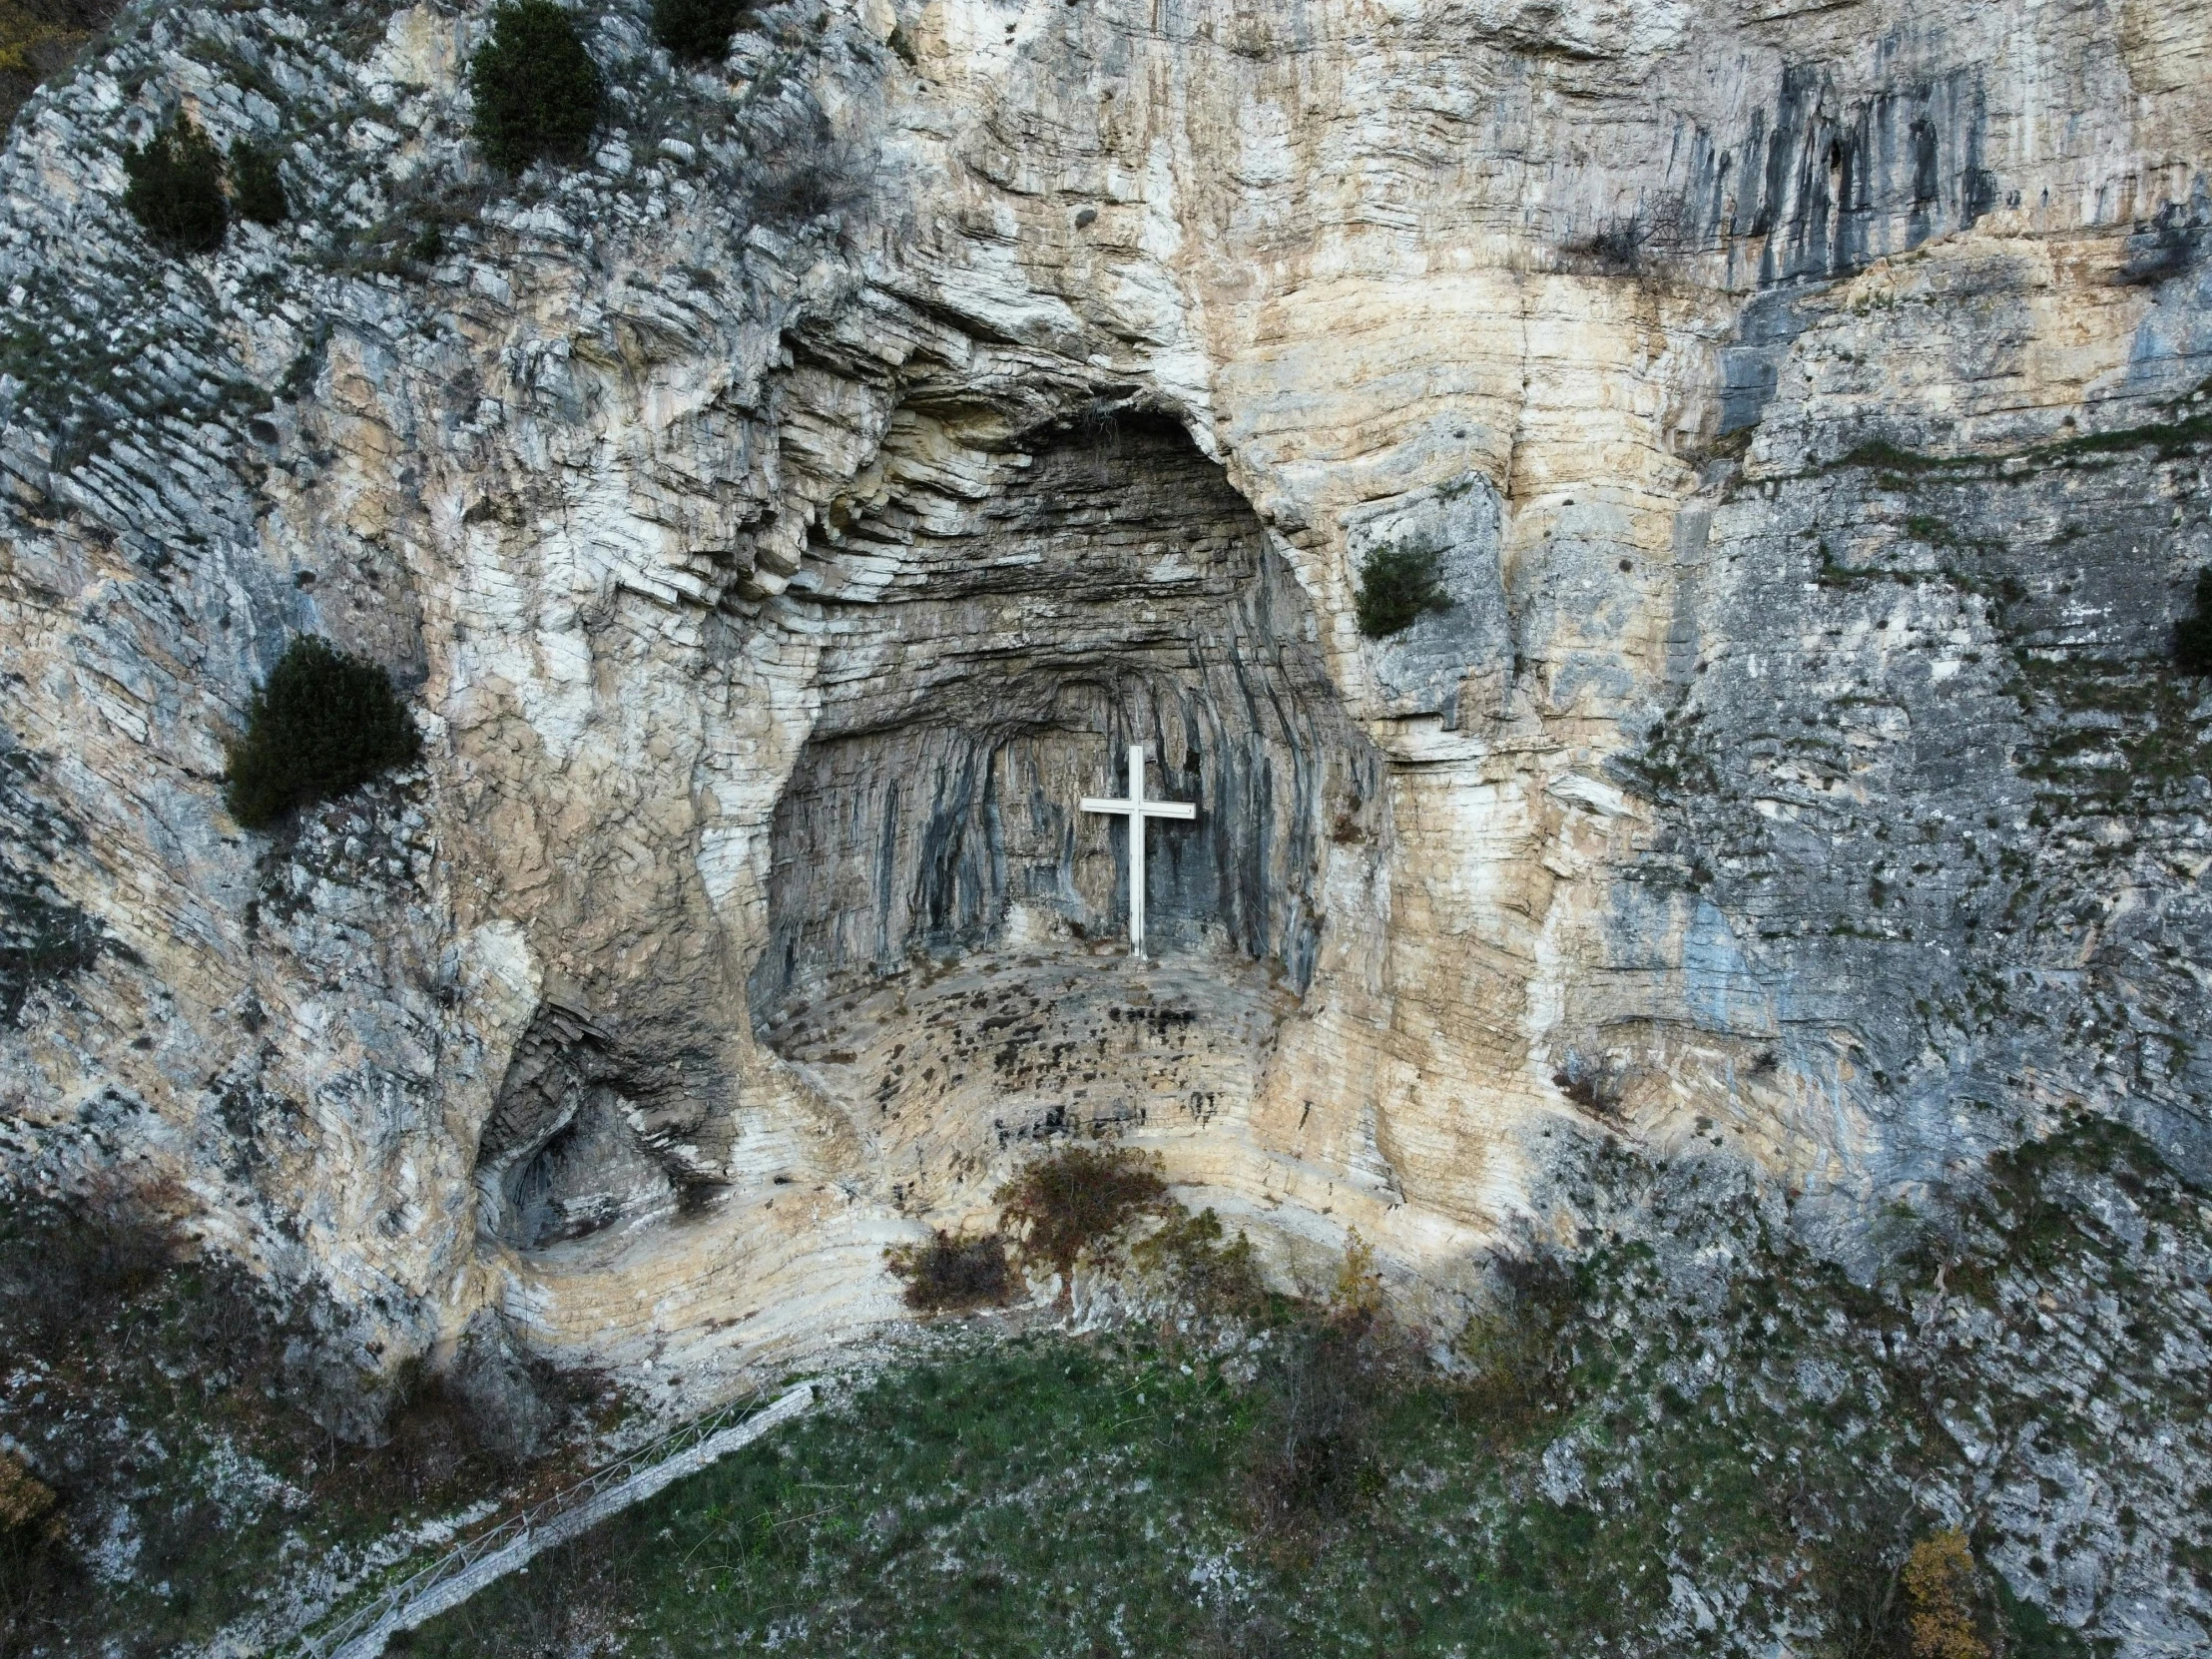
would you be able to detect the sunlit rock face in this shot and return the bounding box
[0,0,2209,1484]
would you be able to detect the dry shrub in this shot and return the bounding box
[342,1319,575,1505]
[0,1456,52,1535]
[0,1174,179,1347]
[749,135,867,230]
[1245,1235,1413,1535]
[0,1520,74,1659]
[885,1231,1014,1315]
[1903,1531,1990,1659]
[404,1522,630,1656]
[367,1361,479,1500]
[1131,1206,1263,1317]
[995,1144,1171,1306]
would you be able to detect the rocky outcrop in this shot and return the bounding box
[1,0,2210,1641]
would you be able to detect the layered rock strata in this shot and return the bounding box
[0,3,2209,1639]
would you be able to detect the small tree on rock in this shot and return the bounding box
[1354,542,1450,639]
[228,141,288,226]
[469,0,605,174]
[225,637,419,830]
[651,0,748,62]
[122,114,228,254]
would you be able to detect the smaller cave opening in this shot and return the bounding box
[473,1003,719,1251]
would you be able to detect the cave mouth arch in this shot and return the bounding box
[748,408,1382,1038]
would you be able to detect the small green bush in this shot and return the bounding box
[228,141,287,226]
[469,0,604,174]
[225,637,419,830]
[1131,1206,1264,1316]
[2174,568,2212,674]
[650,0,746,61]
[1354,542,1449,639]
[122,114,227,254]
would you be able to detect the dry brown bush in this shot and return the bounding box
[995,1143,1171,1306]
[1131,1206,1264,1317]
[0,1455,52,1534]
[885,1230,1014,1315]
[1904,1531,1990,1659]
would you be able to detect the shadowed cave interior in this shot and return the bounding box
[748,410,1386,1159]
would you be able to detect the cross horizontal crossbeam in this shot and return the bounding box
[1080,743,1197,958]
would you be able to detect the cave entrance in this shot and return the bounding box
[749,409,1382,1165]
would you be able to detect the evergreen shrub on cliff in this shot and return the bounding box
[228,140,287,226]
[225,637,419,829]
[469,0,605,174]
[651,0,746,62]
[2175,569,2212,674]
[122,114,227,254]
[1354,542,1449,638]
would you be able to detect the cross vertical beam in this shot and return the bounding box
[1079,744,1197,957]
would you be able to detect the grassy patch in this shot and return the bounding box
[403,1131,2190,1656]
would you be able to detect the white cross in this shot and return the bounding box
[1080,744,1197,958]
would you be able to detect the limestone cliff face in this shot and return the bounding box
[2,0,2209,1431]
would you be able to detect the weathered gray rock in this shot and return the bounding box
[1,0,2210,1644]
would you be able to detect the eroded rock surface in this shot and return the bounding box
[2,0,2211,1643]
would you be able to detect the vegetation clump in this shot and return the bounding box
[885,1230,1014,1314]
[651,0,748,62]
[1903,1530,1993,1659]
[994,1143,1170,1305]
[1245,1235,1410,1533]
[0,1449,55,1532]
[398,1123,2178,1657]
[0,1177,606,1656]
[2173,567,2212,674]
[227,140,287,226]
[122,114,228,254]
[468,0,605,174]
[1130,1205,1263,1317]
[0,0,123,131]
[224,636,419,830]
[1354,542,1449,638]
